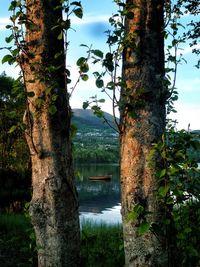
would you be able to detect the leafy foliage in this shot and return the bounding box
[174,0,200,68]
[152,126,200,266]
[0,72,29,172]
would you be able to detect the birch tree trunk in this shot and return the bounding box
[22,1,80,266]
[120,1,168,266]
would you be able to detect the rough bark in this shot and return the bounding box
[120,1,167,266]
[22,1,80,266]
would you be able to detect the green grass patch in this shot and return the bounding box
[0,214,124,267]
[0,213,30,231]
[81,219,124,267]
[0,213,37,267]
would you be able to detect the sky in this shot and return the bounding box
[0,0,199,130]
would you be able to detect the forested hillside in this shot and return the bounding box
[72,109,119,163]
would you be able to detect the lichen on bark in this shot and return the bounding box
[120,0,167,266]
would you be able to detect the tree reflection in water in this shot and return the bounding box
[75,164,122,224]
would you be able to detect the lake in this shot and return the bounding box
[75,164,122,225]
[76,163,200,225]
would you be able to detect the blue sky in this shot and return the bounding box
[0,0,199,130]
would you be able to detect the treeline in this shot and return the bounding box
[73,145,119,163]
[1,72,200,172]
[1,72,200,171]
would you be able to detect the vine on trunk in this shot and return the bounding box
[2,0,84,154]
[77,1,200,265]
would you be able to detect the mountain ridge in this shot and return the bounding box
[72,108,118,131]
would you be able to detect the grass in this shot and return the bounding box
[0,213,37,267]
[0,214,124,267]
[81,218,124,267]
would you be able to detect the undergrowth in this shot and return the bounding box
[0,214,125,267]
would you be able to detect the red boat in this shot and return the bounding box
[88,174,112,181]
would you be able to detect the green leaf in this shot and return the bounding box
[91,49,104,59]
[6,25,12,29]
[159,169,167,178]
[51,25,59,31]
[93,108,104,118]
[93,71,100,78]
[76,57,86,66]
[65,69,70,77]
[66,78,71,84]
[62,19,71,30]
[49,105,57,115]
[45,87,52,96]
[73,8,83,19]
[8,111,17,119]
[54,51,63,59]
[80,44,89,48]
[5,34,14,43]
[148,147,156,161]
[51,94,58,101]
[9,1,17,11]
[126,210,138,222]
[2,54,15,65]
[137,221,150,236]
[159,185,170,198]
[71,1,82,7]
[168,166,180,175]
[8,125,17,134]
[107,35,118,45]
[126,204,144,222]
[34,98,44,108]
[81,74,89,81]
[80,63,89,73]
[98,99,105,103]
[57,31,63,40]
[106,81,115,90]
[83,101,89,109]
[96,79,104,88]
[134,204,144,214]
[12,49,19,57]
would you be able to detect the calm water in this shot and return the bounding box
[75,164,122,224]
[76,163,200,224]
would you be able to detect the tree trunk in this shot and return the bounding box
[120,1,167,266]
[22,1,80,266]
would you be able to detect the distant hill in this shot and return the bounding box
[72,108,118,132]
[191,130,200,135]
[71,109,119,163]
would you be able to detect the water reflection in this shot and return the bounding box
[75,164,122,224]
[80,204,122,224]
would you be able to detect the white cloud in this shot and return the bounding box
[0,17,9,30]
[177,44,200,56]
[169,103,200,130]
[71,14,109,25]
[176,77,200,92]
[0,14,110,31]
